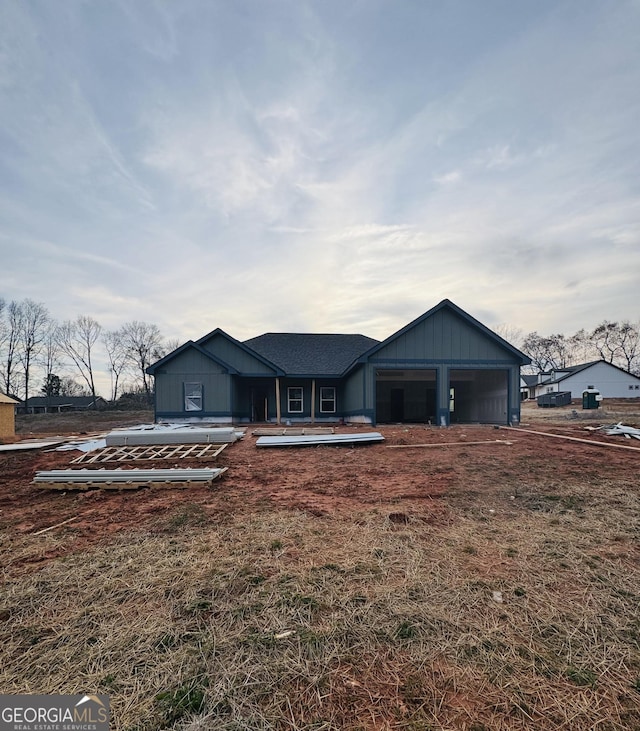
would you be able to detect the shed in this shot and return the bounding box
[0,393,20,438]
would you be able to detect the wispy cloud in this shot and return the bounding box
[0,0,638,367]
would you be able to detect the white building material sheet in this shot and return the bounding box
[105,427,242,446]
[33,467,227,488]
[256,432,384,448]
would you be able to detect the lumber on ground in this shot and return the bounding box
[500,426,640,453]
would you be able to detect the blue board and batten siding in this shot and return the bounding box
[153,348,233,419]
[148,300,530,425]
[198,332,278,376]
[362,307,525,425]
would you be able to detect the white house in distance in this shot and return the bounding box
[524,360,640,400]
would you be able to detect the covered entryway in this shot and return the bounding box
[375,369,437,423]
[449,369,508,424]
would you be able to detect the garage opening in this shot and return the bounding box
[376,370,437,423]
[449,369,508,424]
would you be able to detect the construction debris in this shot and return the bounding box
[105,427,242,447]
[33,467,227,490]
[256,432,384,448]
[388,439,514,449]
[71,443,228,464]
[33,516,79,535]
[501,426,640,453]
[252,427,335,436]
[0,439,66,453]
[587,422,640,440]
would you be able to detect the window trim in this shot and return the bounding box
[287,386,303,413]
[184,382,203,412]
[319,386,336,413]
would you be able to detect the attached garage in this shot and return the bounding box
[148,299,530,427]
[448,369,508,424]
[375,370,437,423]
[363,300,529,426]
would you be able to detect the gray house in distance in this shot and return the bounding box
[147,299,530,426]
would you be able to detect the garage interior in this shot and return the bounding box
[448,369,508,424]
[376,370,437,423]
[376,368,509,424]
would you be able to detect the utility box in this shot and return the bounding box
[582,389,601,410]
[537,391,572,408]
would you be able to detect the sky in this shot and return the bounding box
[1,0,639,357]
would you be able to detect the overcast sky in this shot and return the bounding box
[1,0,639,349]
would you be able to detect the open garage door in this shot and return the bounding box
[376,369,437,423]
[449,369,508,424]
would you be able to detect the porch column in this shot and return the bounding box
[275,377,281,425]
[311,379,316,423]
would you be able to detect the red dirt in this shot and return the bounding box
[2,416,639,568]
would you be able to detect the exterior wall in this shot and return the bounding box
[372,308,512,362]
[274,378,343,423]
[342,367,373,423]
[559,363,640,398]
[199,333,276,375]
[154,348,233,418]
[0,403,15,437]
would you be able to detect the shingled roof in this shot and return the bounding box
[244,333,380,376]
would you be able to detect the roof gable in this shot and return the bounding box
[361,299,531,365]
[197,328,283,375]
[0,393,20,405]
[245,333,380,376]
[146,340,238,375]
[549,360,640,384]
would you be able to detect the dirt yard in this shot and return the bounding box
[1,401,639,730]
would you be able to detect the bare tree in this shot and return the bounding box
[591,320,640,373]
[17,299,49,406]
[103,328,129,402]
[0,300,23,397]
[521,332,571,372]
[58,316,102,405]
[40,319,62,405]
[493,324,524,349]
[59,375,89,397]
[120,321,163,399]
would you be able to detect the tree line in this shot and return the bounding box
[0,297,179,405]
[497,320,640,375]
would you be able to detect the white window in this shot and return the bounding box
[184,382,203,411]
[288,387,303,413]
[320,387,336,413]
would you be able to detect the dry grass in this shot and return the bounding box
[2,478,639,731]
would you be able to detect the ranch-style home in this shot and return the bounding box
[147,299,530,426]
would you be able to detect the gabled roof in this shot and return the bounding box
[146,340,239,375]
[358,299,531,365]
[521,374,539,387]
[543,359,640,385]
[197,328,284,375]
[0,393,20,405]
[244,333,380,376]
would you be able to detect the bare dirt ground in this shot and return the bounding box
[2,400,638,550]
[1,401,639,730]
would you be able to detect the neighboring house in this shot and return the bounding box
[21,396,109,414]
[532,360,640,399]
[0,393,20,438]
[147,299,530,426]
[520,374,540,400]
